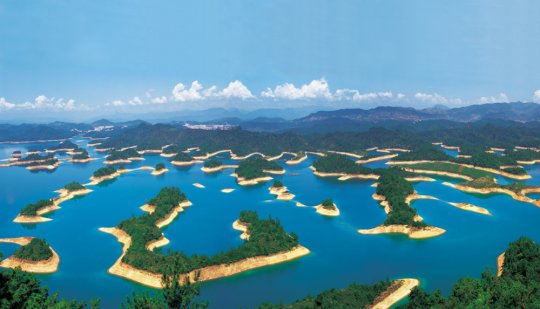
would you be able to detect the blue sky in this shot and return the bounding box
[1,0,539,119]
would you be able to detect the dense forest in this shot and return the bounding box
[258,281,392,309]
[18,153,55,163]
[93,166,117,178]
[64,182,86,192]
[116,187,298,274]
[401,237,540,308]
[312,153,373,174]
[155,163,166,171]
[106,148,141,161]
[47,140,78,151]
[462,176,530,193]
[72,149,90,160]
[235,157,284,180]
[203,159,222,168]
[20,199,54,216]
[162,144,183,154]
[376,168,426,228]
[171,152,194,162]
[321,199,335,210]
[13,238,53,261]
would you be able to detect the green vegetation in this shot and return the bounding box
[155,163,166,171]
[397,144,452,161]
[505,148,540,162]
[238,210,259,224]
[20,199,54,216]
[258,281,392,309]
[12,150,21,156]
[321,198,336,210]
[48,140,78,151]
[64,181,86,192]
[116,187,299,274]
[26,158,59,167]
[376,168,426,228]
[93,166,117,178]
[398,162,492,179]
[162,144,183,154]
[0,268,95,308]
[72,149,90,160]
[272,180,284,188]
[312,153,373,174]
[454,151,519,170]
[462,176,530,194]
[106,148,141,161]
[19,153,54,163]
[235,157,284,180]
[401,237,540,308]
[171,152,194,162]
[203,159,223,168]
[13,238,53,261]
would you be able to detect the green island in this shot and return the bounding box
[106,148,141,162]
[321,198,336,210]
[162,144,183,154]
[171,152,194,163]
[235,157,284,180]
[105,188,306,286]
[155,163,166,171]
[13,238,53,261]
[272,180,284,188]
[19,199,54,216]
[11,150,22,157]
[312,153,373,175]
[64,181,86,192]
[93,166,117,178]
[47,140,78,152]
[71,148,90,160]
[203,159,223,169]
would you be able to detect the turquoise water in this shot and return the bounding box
[1,139,540,308]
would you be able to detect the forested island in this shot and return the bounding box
[105,148,143,164]
[46,140,78,153]
[69,148,93,162]
[90,166,120,183]
[170,152,199,166]
[312,153,377,180]
[151,163,168,176]
[234,157,284,185]
[359,168,445,238]
[0,153,61,170]
[315,198,340,217]
[268,180,295,201]
[0,237,60,273]
[100,188,309,288]
[14,199,57,223]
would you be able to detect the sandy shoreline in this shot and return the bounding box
[358,224,446,239]
[371,279,420,309]
[232,220,250,240]
[193,149,232,160]
[26,161,62,171]
[171,160,202,166]
[151,168,168,176]
[193,183,205,189]
[328,151,364,159]
[231,173,273,186]
[442,182,540,208]
[497,252,505,276]
[356,154,398,164]
[268,186,295,201]
[0,237,60,273]
[285,153,308,165]
[402,168,473,181]
[315,203,340,216]
[221,188,235,193]
[201,164,238,173]
[100,226,310,289]
[311,166,379,180]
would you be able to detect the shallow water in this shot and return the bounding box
[0,139,539,308]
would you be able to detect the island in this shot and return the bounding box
[160,144,182,157]
[151,163,168,176]
[14,181,92,223]
[358,168,446,239]
[443,177,540,207]
[285,152,307,165]
[312,153,379,180]
[105,148,143,164]
[89,166,121,184]
[268,181,295,201]
[11,150,22,158]
[0,237,59,273]
[315,198,340,216]
[69,148,95,163]
[46,140,78,153]
[201,159,238,173]
[170,152,200,166]
[233,157,284,185]
[100,188,309,288]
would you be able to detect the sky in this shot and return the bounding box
[1,0,540,121]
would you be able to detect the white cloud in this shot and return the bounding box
[151,96,168,104]
[171,81,204,102]
[414,92,462,105]
[111,100,125,107]
[128,96,143,105]
[0,97,15,110]
[479,93,509,104]
[533,90,540,103]
[219,80,254,99]
[262,79,332,100]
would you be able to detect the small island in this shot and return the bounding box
[358,168,445,239]
[89,166,121,184]
[105,148,143,164]
[233,157,284,185]
[201,159,238,173]
[268,181,295,201]
[151,163,168,176]
[285,152,307,165]
[315,198,340,216]
[100,188,309,288]
[160,144,182,157]
[312,153,379,180]
[170,152,200,166]
[54,181,93,203]
[11,150,22,158]
[46,140,78,153]
[69,149,95,163]
[13,199,57,223]
[0,237,60,273]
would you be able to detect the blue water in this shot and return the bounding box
[1,139,540,308]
